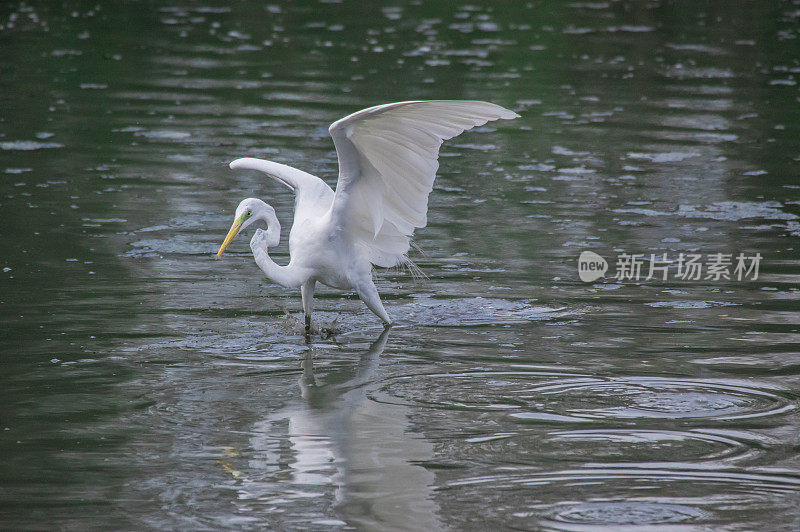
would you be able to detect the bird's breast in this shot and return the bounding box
[288,217,357,289]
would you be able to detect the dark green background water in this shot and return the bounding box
[2,1,800,529]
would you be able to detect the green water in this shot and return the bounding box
[2,1,800,529]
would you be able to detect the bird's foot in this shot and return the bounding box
[300,315,340,339]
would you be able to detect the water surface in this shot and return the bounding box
[2,1,800,529]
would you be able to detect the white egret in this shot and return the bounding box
[216,100,519,330]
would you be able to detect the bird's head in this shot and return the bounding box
[216,197,276,258]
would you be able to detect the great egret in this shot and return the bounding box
[216,100,519,330]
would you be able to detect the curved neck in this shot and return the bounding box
[251,208,303,288]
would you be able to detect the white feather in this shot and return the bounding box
[328,100,519,267]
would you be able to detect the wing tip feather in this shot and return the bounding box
[330,100,518,267]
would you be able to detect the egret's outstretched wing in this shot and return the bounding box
[328,100,519,267]
[230,157,334,219]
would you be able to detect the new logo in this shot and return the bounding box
[578,251,608,282]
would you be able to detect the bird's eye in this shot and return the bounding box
[246,210,252,217]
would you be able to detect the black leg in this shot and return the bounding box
[305,314,311,333]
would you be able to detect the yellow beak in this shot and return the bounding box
[216,216,245,258]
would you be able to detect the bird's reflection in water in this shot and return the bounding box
[248,328,443,530]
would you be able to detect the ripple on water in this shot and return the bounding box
[456,428,767,466]
[374,372,796,424]
[543,428,766,463]
[125,325,309,362]
[514,376,797,423]
[614,200,797,222]
[443,467,800,528]
[373,370,585,412]
[646,300,738,309]
[123,235,214,256]
[134,130,192,140]
[0,140,64,150]
[543,501,707,527]
[397,297,571,326]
